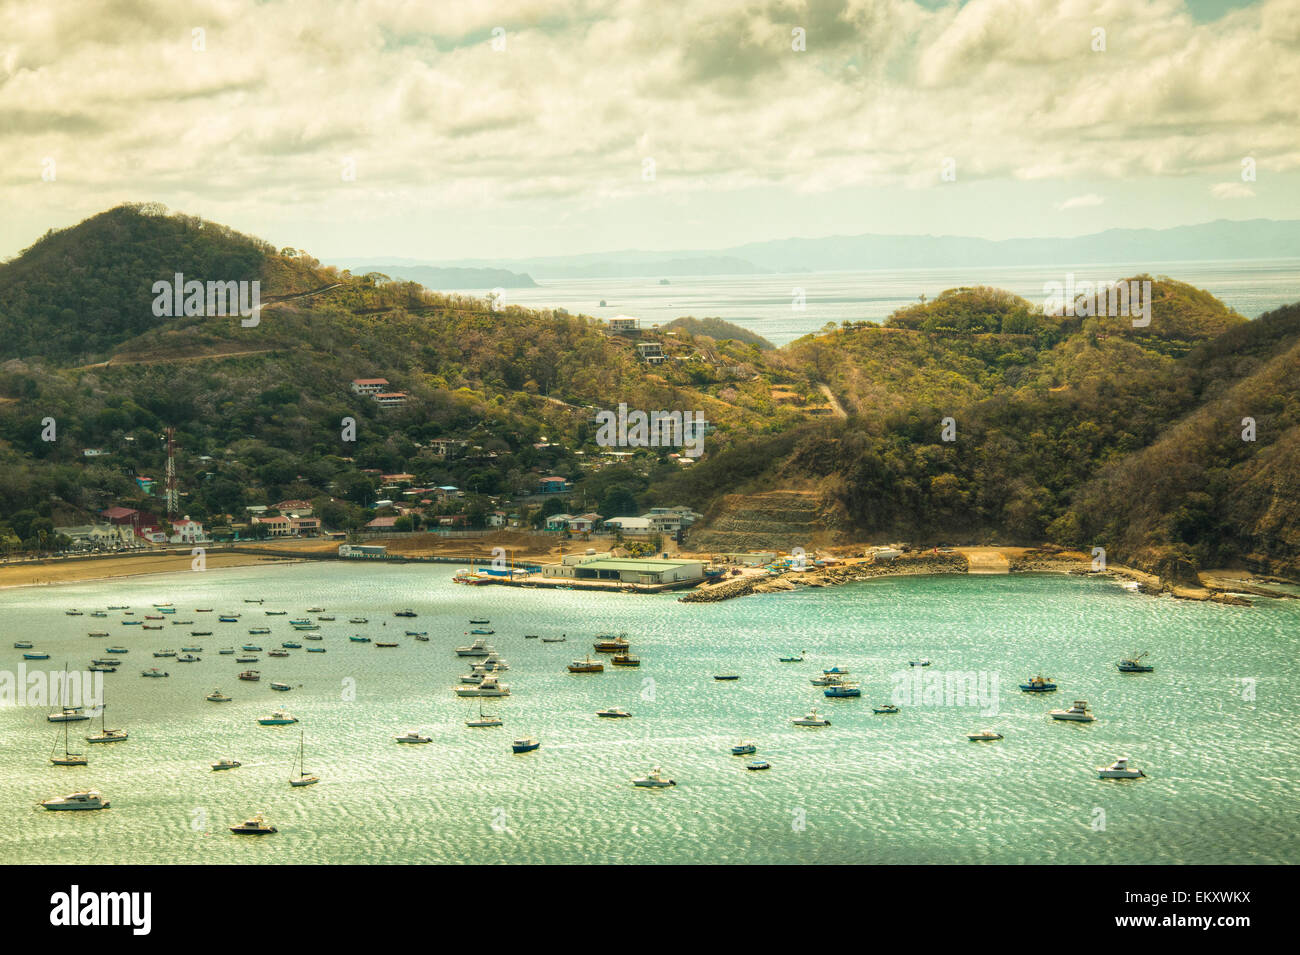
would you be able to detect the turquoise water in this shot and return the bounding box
[1,564,1297,864]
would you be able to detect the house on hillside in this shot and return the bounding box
[537,476,569,494]
[351,378,389,396]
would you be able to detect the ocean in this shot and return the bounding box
[472,259,1300,346]
[1,564,1296,864]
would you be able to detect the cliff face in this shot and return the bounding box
[686,490,846,553]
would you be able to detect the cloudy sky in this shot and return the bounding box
[2,0,1297,262]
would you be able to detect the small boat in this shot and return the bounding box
[511,738,540,753]
[248,627,271,635]
[810,674,846,687]
[524,634,539,639]
[350,636,371,644]
[304,634,323,641]
[257,710,298,726]
[65,610,83,616]
[218,616,239,623]
[229,813,276,835]
[244,599,263,604]
[541,635,567,643]
[1050,700,1096,722]
[270,681,292,692]
[281,641,302,649]
[348,617,368,624]
[1020,674,1058,692]
[469,619,490,625]
[1117,652,1154,673]
[153,650,176,658]
[236,656,259,663]
[394,609,418,618]
[87,631,109,638]
[824,683,862,698]
[909,658,932,667]
[568,657,604,673]
[141,668,169,678]
[177,654,200,663]
[108,605,129,610]
[144,615,163,620]
[395,730,432,743]
[968,731,1003,741]
[206,690,232,702]
[731,741,757,756]
[611,653,640,667]
[90,611,107,618]
[455,638,492,656]
[23,651,50,660]
[171,620,194,625]
[159,608,176,615]
[219,648,235,654]
[714,674,740,681]
[594,634,630,652]
[195,608,213,613]
[307,647,326,653]
[470,629,494,635]
[91,658,120,666]
[289,729,319,787]
[792,709,831,726]
[745,760,771,771]
[142,625,163,631]
[404,631,427,637]
[375,641,399,648]
[242,645,263,652]
[823,666,850,675]
[455,676,510,697]
[317,615,335,621]
[291,623,320,631]
[266,611,287,616]
[288,619,310,626]
[596,707,632,719]
[105,647,128,654]
[192,631,213,636]
[873,703,899,714]
[121,620,143,626]
[1097,757,1145,779]
[13,641,33,649]
[41,791,109,811]
[238,670,260,681]
[87,665,116,673]
[631,766,676,788]
[306,606,325,613]
[211,758,241,771]
[265,650,287,657]
[778,651,805,662]
[181,646,203,652]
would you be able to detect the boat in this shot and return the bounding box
[23,651,50,660]
[611,653,640,667]
[266,611,287,616]
[195,608,213,612]
[257,710,298,726]
[85,690,127,743]
[248,627,271,635]
[241,645,263,652]
[282,641,302,649]
[524,634,539,639]
[160,608,176,615]
[873,703,899,714]
[1117,652,1154,673]
[108,605,129,610]
[375,641,398,648]
[218,616,239,623]
[714,674,740,681]
[909,658,932,667]
[90,611,107,618]
[105,646,128,653]
[153,650,176,658]
[141,668,169,678]
[206,689,232,702]
[792,709,831,726]
[512,738,540,753]
[350,636,371,644]
[1050,700,1096,722]
[121,620,142,626]
[348,617,368,624]
[470,628,494,635]
[192,631,213,636]
[181,646,203,652]
[171,620,194,625]
[87,665,116,673]
[289,729,319,787]
[810,674,846,687]
[291,623,320,631]
[144,615,163,620]
[50,706,88,766]
[48,704,90,722]
[177,654,200,663]
[87,631,109,638]
[455,638,492,657]
[307,647,326,653]
[317,615,335,621]
[568,657,604,673]
[824,683,862,698]
[13,641,33,649]
[1097,757,1145,779]
[65,610,83,616]
[211,758,241,771]
[455,676,510,697]
[778,651,805,662]
[229,813,277,835]
[469,619,490,625]
[219,648,235,654]
[745,760,771,771]
[731,741,757,755]
[596,707,632,718]
[306,607,324,613]
[268,650,290,658]
[593,634,630,652]
[236,656,259,663]
[466,700,503,728]
[41,790,109,811]
[270,681,292,692]
[541,635,567,643]
[631,766,676,788]
[823,666,850,675]
[304,634,323,641]
[394,609,418,618]
[244,599,263,604]
[238,670,261,681]
[142,625,163,631]
[395,730,432,743]
[404,631,427,637]
[1020,674,1058,692]
[968,731,1004,741]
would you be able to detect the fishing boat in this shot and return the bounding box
[13,640,33,649]
[211,758,241,771]
[1116,652,1154,673]
[159,608,176,615]
[288,618,310,626]
[289,729,319,786]
[778,651,805,662]
[375,641,399,648]
[810,674,846,687]
[824,683,862,698]
[145,615,163,620]
[631,766,676,788]
[141,667,169,678]
[87,631,109,638]
[568,657,604,673]
[714,674,740,681]
[23,651,50,660]
[593,634,630,653]
[968,731,1003,741]
[1050,700,1096,722]
[455,676,510,697]
[171,620,194,625]
[281,641,302,649]
[177,654,200,663]
[731,741,757,756]
[541,635,567,643]
[512,738,540,753]
[238,670,261,681]
[394,609,418,618]
[108,605,129,610]
[229,813,276,835]
[206,689,232,702]
[348,617,368,624]
[596,707,632,718]
[1019,674,1058,692]
[1097,757,1145,779]
[153,650,176,658]
[248,628,271,635]
[746,760,771,771]
[611,652,640,667]
[270,681,292,692]
[822,666,851,675]
[792,709,831,726]
[873,703,900,714]
[455,638,492,657]
[257,710,298,726]
[236,656,259,663]
[41,791,108,811]
[349,636,370,644]
[395,730,432,743]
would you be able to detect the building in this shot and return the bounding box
[351,378,390,396]
[567,512,603,533]
[487,510,507,528]
[601,516,655,536]
[273,499,313,516]
[537,476,569,494]
[636,342,666,365]
[373,391,409,408]
[168,518,206,544]
[381,473,415,487]
[289,516,321,536]
[365,516,399,530]
[339,544,387,557]
[429,438,466,457]
[54,524,134,549]
[82,448,108,457]
[251,515,293,537]
[544,513,575,531]
[606,315,639,334]
[543,556,705,586]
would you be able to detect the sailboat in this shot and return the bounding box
[466,699,503,728]
[86,689,127,743]
[289,729,319,787]
[51,713,87,766]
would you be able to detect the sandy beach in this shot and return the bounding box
[0,550,307,590]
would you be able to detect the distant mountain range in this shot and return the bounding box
[339,219,1300,280]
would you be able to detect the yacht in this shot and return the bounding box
[206,689,232,702]
[455,676,510,697]
[512,738,541,753]
[1019,674,1058,692]
[745,759,771,771]
[395,730,433,743]
[873,703,900,714]
[85,697,127,743]
[968,731,1004,741]
[596,707,632,719]
[257,710,298,726]
[1097,757,1145,779]
[229,813,277,835]
[466,713,504,728]
[211,758,241,771]
[41,791,109,811]
[731,741,757,756]
[48,706,90,723]
[792,709,831,726]
[631,766,676,788]
[1116,652,1154,673]
[1050,700,1096,722]
[289,730,319,787]
[568,657,604,673]
[824,683,862,698]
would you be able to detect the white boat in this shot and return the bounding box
[211,758,241,771]
[47,706,89,723]
[1050,700,1096,722]
[731,741,757,756]
[395,730,432,743]
[289,729,319,787]
[968,730,1003,741]
[270,681,292,692]
[41,790,109,811]
[455,638,493,657]
[792,709,831,726]
[596,707,631,719]
[206,690,232,702]
[454,675,510,697]
[1097,757,1145,779]
[631,766,676,788]
[909,658,932,667]
[466,700,503,727]
[257,710,298,726]
[85,693,127,743]
[229,813,276,835]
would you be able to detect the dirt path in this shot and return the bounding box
[817,383,848,419]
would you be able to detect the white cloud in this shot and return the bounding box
[1211,182,1257,199]
[1056,193,1105,210]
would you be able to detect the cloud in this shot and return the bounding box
[1056,193,1105,210]
[1211,182,1257,199]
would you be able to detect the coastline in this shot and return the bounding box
[0,550,304,590]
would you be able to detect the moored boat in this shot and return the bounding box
[229,812,276,834]
[41,790,109,811]
[1116,652,1154,673]
[1019,674,1058,692]
[792,709,831,726]
[568,657,603,673]
[968,730,1003,741]
[1050,700,1096,722]
[631,766,676,788]
[511,737,540,753]
[1097,756,1145,779]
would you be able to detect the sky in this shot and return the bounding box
[2,0,1297,263]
